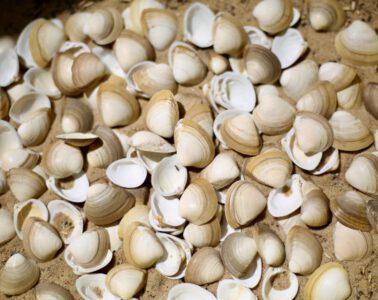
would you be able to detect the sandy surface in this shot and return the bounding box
[0,0,377,299]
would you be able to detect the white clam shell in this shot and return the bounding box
[167,283,217,300]
[312,148,339,175]
[131,131,175,153]
[0,120,23,168]
[24,67,61,98]
[151,155,187,197]
[76,274,120,300]
[7,82,33,103]
[183,2,215,48]
[262,267,299,300]
[16,19,40,67]
[150,192,185,228]
[245,26,272,48]
[217,279,257,300]
[232,256,263,288]
[106,158,147,188]
[290,8,301,27]
[272,28,308,69]
[268,174,304,217]
[0,48,19,87]
[13,199,49,239]
[46,171,89,203]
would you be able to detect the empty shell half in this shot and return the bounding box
[106,158,147,188]
[262,267,298,300]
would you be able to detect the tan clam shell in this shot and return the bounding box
[118,205,150,240]
[330,191,371,232]
[114,30,155,72]
[179,178,218,225]
[252,224,285,267]
[333,222,372,261]
[128,0,165,35]
[105,264,147,300]
[185,247,224,285]
[185,102,214,138]
[244,44,281,85]
[71,52,106,89]
[61,97,93,133]
[65,12,90,42]
[308,0,345,31]
[244,147,293,188]
[220,232,258,277]
[35,282,74,300]
[174,119,215,168]
[84,182,135,226]
[213,12,248,57]
[318,62,356,92]
[335,20,378,65]
[2,148,39,171]
[286,226,323,275]
[51,52,79,96]
[337,82,362,110]
[22,217,63,262]
[97,76,140,127]
[87,126,124,168]
[41,140,83,178]
[7,168,46,202]
[145,90,179,138]
[225,180,266,228]
[252,95,296,136]
[296,81,337,119]
[294,112,333,154]
[199,50,229,75]
[363,82,378,119]
[329,110,373,151]
[345,153,378,195]
[183,217,221,248]
[303,262,351,300]
[123,222,164,269]
[220,113,262,156]
[0,253,40,296]
[252,0,293,35]
[366,199,378,232]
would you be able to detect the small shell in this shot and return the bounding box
[0,253,40,296]
[0,209,16,245]
[335,20,378,65]
[304,262,351,300]
[363,82,378,119]
[329,110,373,151]
[244,25,272,48]
[0,48,19,87]
[42,141,83,178]
[262,267,299,300]
[337,83,361,110]
[318,62,356,92]
[308,0,345,31]
[252,0,293,35]
[61,98,93,133]
[183,217,221,248]
[199,50,229,75]
[168,283,216,300]
[150,192,185,228]
[185,247,224,285]
[7,168,46,202]
[244,148,293,188]
[105,264,147,300]
[225,180,266,228]
[286,226,323,275]
[35,283,74,300]
[145,90,179,138]
[217,279,257,300]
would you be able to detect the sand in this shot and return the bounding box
[0,0,377,299]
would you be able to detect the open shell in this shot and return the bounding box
[76,273,120,300]
[118,205,150,240]
[106,158,147,188]
[168,283,216,300]
[183,217,221,248]
[262,267,298,300]
[318,62,356,92]
[150,192,186,228]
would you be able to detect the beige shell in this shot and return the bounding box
[225,180,266,228]
[308,0,345,31]
[35,282,74,300]
[337,82,362,110]
[65,12,90,42]
[183,217,221,248]
[286,226,323,275]
[61,97,93,133]
[114,30,155,72]
[87,126,124,168]
[84,182,135,226]
[185,247,224,285]
[0,253,40,296]
[174,119,215,168]
[220,232,258,278]
[296,81,337,119]
[199,50,229,75]
[330,191,371,232]
[41,140,83,178]
[304,262,351,300]
[22,217,63,262]
[220,113,262,156]
[105,264,147,300]
[179,178,218,225]
[252,95,296,135]
[252,224,285,267]
[244,147,293,188]
[7,168,46,201]
[244,44,281,85]
[252,0,293,35]
[185,102,214,138]
[345,153,378,195]
[363,82,378,119]
[123,222,164,269]
[145,90,179,138]
[118,205,150,240]
[97,76,140,127]
[318,62,356,92]
[213,12,248,57]
[333,222,372,261]
[329,110,373,151]
[335,20,378,65]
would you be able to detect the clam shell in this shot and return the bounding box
[1,148,39,172]
[131,130,175,153]
[56,132,98,147]
[76,273,120,300]
[65,12,90,42]
[0,88,9,119]
[127,0,165,34]
[231,256,262,289]
[183,217,221,248]
[367,199,378,232]
[106,158,147,188]
[150,192,185,228]
[0,48,19,87]
[217,279,257,300]
[24,67,61,98]
[0,209,16,245]
[71,53,106,89]
[118,205,150,240]
[168,283,216,300]
[199,50,229,75]
[337,82,361,110]
[35,282,74,300]
[318,62,356,92]
[61,97,93,133]
[363,82,378,119]
[0,120,23,168]
[309,0,345,31]
[262,267,298,300]
[312,147,340,175]
[0,169,6,195]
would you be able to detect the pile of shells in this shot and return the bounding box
[0,0,377,299]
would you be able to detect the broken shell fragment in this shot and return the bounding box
[308,0,345,31]
[262,267,299,300]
